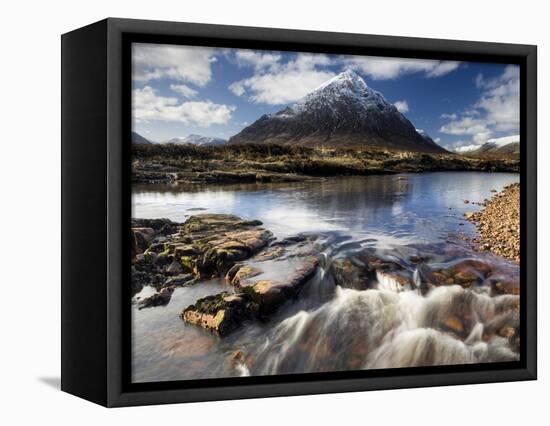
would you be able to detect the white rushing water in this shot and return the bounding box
[244,273,518,376]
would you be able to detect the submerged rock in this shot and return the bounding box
[330,249,413,292]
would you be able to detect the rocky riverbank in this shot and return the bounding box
[132,213,520,341]
[465,183,520,262]
[132,143,519,185]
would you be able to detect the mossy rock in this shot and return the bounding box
[180,255,195,273]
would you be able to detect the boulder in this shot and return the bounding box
[164,273,194,287]
[182,236,319,334]
[329,257,370,290]
[138,286,175,309]
[329,249,413,292]
[172,214,273,278]
[242,255,319,316]
[182,293,259,337]
[131,218,180,236]
[131,214,273,297]
[225,264,262,286]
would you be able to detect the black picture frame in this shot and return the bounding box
[61,17,537,407]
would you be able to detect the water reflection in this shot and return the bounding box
[133,172,519,243]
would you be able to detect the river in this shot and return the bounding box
[131,172,520,383]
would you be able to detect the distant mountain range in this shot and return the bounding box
[132,131,152,145]
[229,70,446,153]
[459,136,520,159]
[163,134,227,146]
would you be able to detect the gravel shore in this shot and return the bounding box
[465,183,520,262]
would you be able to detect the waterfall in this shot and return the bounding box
[245,281,519,375]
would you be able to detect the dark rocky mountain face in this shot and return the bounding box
[229,70,446,153]
[132,131,152,145]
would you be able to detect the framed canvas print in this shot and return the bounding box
[61,18,537,407]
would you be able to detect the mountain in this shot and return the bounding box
[132,131,152,145]
[461,136,520,159]
[163,134,227,146]
[469,142,519,158]
[229,70,446,153]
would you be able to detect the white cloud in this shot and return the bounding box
[394,100,409,113]
[343,56,460,80]
[133,86,235,127]
[170,84,198,98]
[132,44,216,86]
[439,65,519,147]
[228,82,246,97]
[229,53,335,105]
[441,113,458,120]
[475,66,520,132]
[233,50,282,70]
[440,117,489,136]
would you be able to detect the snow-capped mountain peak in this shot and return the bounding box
[229,70,447,153]
[315,69,369,93]
[284,69,394,118]
[163,134,226,146]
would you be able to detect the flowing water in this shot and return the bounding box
[131,172,520,383]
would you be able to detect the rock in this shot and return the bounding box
[131,218,180,236]
[138,286,175,309]
[409,255,428,264]
[453,271,479,286]
[132,227,155,242]
[164,273,194,287]
[442,315,465,334]
[490,279,520,296]
[182,292,259,337]
[464,183,519,261]
[131,267,145,295]
[165,259,184,275]
[330,257,370,290]
[375,269,414,292]
[131,214,280,304]
[432,258,491,289]
[182,239,319,335]
[130,230,139,259]
[132,229,151,253]
[225,264,262,286]
[330,249,413,292]
[253,246,286,261]
[175,214,273,278]
[244,255,319,316]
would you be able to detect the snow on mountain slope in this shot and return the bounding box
[163,134,227,146]
[229,70,446,153]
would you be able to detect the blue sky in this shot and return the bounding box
[132,43,519,151]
